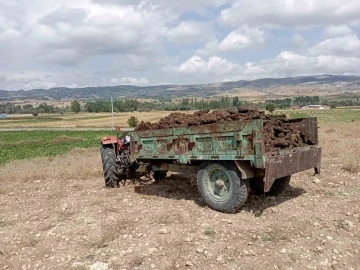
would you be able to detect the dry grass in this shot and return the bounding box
[0,148,102,182]
[318,122,360,172]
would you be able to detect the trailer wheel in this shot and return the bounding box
[197,162,249,213]
[100,144,119,188]
[250,175,291,196]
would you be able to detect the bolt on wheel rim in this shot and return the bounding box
[204,168,231,202]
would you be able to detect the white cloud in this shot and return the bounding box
[38,7,87,26]
[1,0,360,90]
[166,21,212,45]
[196,26,266,55]
[218,26,265,51]
[93,0,232,13]
[233,52,360,80]
[220,0,360,28]
[166,51,360,82]
[166,55,241,77]
[323,25,354,37]
[0,1,168,67]
[110,77,150,86]
[309,34,360,57]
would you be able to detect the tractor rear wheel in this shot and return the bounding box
[100,144,119,188]
[197,162,249,213]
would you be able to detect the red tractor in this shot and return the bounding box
[99,127,161,187]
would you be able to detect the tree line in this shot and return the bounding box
[1,96,359,115]
[85,97,248,113]
[265,95,360,109]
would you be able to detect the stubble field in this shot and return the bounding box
[0,111,359,270]
[0,111,186,129]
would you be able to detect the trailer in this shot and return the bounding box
[100,117,321,213]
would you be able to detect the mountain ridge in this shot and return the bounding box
[1,74,360,101]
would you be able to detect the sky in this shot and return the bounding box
[0,0,360,91]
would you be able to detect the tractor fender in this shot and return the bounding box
[101,136,118,145]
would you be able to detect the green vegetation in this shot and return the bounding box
[265,103,275,113]
[280,109,360,122]
[85,96,248,113]
[127,116,139,127]
[1,95,360,116]
[0,114,107,126]
[0,130,115,165]
[71,100,81,113]
[287,112,310,119]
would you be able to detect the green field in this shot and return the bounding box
[277,108,360,122]
[0,130,115,165]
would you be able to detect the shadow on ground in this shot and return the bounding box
[133,174,306,215]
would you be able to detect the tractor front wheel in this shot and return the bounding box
[100,144,119,188]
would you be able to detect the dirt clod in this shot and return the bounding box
[135,108,314,153]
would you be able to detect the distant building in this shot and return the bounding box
[301,105,330,110]
[0,113,8,119]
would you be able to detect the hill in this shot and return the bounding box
[1,75,360,102]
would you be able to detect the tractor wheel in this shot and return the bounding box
[250,175,291,196]
[100,144,119,188]
[197,162,249,213]
[153,171,167,182]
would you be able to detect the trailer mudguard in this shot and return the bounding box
[264,145,322,192]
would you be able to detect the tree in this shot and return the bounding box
[127,116,138,127]
[71,100,81,113]
[266,103,276,113]
[330,103,337,109]
[32,110,39,117]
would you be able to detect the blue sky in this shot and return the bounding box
[0,0,360,90]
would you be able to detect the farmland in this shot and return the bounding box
[0,130,113,165]
[0,108,360,270]
[0,108,359,165]
[0,111,183,129]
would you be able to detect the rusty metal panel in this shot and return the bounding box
[264,146,322,192]
[130,119,264,164]
[290,117,318,145]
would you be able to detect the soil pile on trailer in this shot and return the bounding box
[135,108,314,153]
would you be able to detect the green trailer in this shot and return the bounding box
[100,117,321,213]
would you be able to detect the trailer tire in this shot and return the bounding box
[100,144,119,188]
[197,162,249,213]
[250,175,291,196]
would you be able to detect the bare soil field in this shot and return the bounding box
[0,122,359,270]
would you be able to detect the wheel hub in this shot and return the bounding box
[205,168,231,202]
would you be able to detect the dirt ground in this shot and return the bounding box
[0,123,359,270]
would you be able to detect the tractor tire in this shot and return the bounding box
[250,175,291,196]
[153,171,167,182]
[100,144,119,188]
[197,162,249,213]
